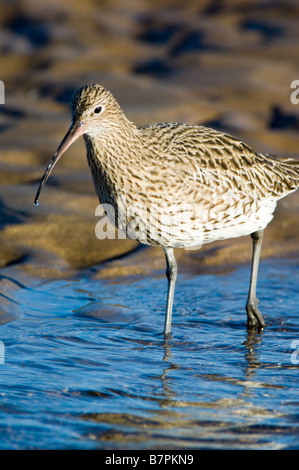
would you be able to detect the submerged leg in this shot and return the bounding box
[163,247,178,336]
[246,230,266,329]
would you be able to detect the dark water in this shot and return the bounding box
[0,259,298,450]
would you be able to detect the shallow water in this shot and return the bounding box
[0,258,298,449]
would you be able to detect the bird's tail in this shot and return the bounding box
[262,153,299,191]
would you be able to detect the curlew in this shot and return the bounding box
[35,84,299,336]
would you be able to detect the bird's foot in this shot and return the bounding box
[246,298,265,330]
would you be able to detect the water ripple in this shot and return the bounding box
[0,259,298,449]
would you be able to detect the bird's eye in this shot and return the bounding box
[94,106,102,114]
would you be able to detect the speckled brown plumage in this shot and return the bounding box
[35,84,299,336]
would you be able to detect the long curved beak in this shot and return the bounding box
[34,119,84,206]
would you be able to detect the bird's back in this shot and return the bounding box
[133,123,299,247]
[138,123,299,199]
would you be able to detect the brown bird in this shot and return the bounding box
[35,84,299,336]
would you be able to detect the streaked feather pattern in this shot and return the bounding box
[71,85,299,248]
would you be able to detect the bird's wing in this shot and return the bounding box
[162,124,298,198]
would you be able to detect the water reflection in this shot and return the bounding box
[159,327,266,408]
[242,328,264,374]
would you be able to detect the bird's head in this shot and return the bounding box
[34,84,125,205]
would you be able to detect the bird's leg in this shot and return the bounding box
[246,230,266,329]
[163,247,177,336]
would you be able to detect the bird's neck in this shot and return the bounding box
[83,121,142,205]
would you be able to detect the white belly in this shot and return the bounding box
[113,195,278,249]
